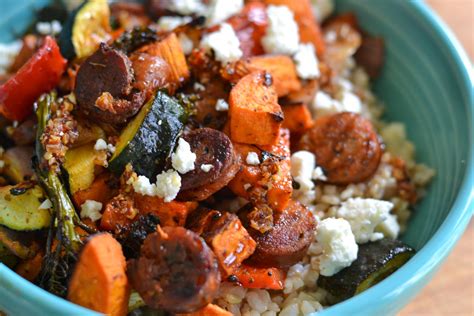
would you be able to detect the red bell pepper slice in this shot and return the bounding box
[0,36,67,121]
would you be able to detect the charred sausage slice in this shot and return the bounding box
[75,43,143,124]
[297,112,382,184]
[241,200,316,268]
[178,128,241,201]
[127,226,220,313]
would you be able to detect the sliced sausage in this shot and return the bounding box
[178,128,241,201]
[241,200,316,268]
[75,43,143,124]
[130,51,172,100]
[355,36,385,78]
[127,226,220,313]
[297,112,382,184]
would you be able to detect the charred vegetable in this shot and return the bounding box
[0,184,51,231]
[2,146,35,183]
[0,242,18,267]
[59,0,111,59]
[317,239,415,303]
[34,92,82,297]
[109,91,186,178]
[116,214,160,259]
[0,225,41,259]
[112,27,160,55]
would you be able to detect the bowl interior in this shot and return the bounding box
[0,0,472,315]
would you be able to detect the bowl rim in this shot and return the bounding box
[0,1,473,315]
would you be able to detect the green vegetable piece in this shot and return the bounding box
[59,0,111,59]
[317,239,415,303]
[109,91,186,178]
[0,184,51,231]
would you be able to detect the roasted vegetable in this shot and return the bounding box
[116,213,160,259]
[112,27,159,55]
[59,0,111,59]
[68,233,130,316]
[0,225,41,259]
[64,143,100,194]
[72,173,117,208]
[2,146,35,183]
[0,242,18,267]
[317,239,415,303]
[0,36,67,122]
[231,264,286,290]
[0,184,51,231]
[177,304,232,316]
[109,91,186,178]
[282,103,314,134]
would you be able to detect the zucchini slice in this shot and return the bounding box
[2,146,35,183]
[64,143,99,194]
[59,0,111,59]
[109,91,186,178]
[317,239,415,302]
[0,184,51,231]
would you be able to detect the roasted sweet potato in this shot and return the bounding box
[177,304,232,316]
[282,103,314,134]
[228,128,292,212]
[68,233,130,316]
[229,71,283,145]
[188,210,256,276]
[232,264,286,290]
[263,0,325,55]
[15,250,44,282]
[73,173,118,208]
[100,194,137,231]
[223,55,301,97]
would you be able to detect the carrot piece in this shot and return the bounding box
[72,173,117,208]
[233,264,286,290]
[177,304,232,316]
[229,71,283,146]
[68,233,130,316]
[136,33,189,91]
[228,128,292,212]
[282,103,314,134]
[134,194,198,227]
[263,0,325,56]
[15,251,44,282]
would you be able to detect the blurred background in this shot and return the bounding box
[400,1,473,315]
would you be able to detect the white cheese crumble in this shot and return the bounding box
[94,138,115,154]
[172,138,196,174]
[206,0,244,26]
[376,213,400,239]
[339,90,362,113]
[157,16,192,31]
[131,175,158,196]
[201,164,214,172]
[261,5,299,55]
[291,150,316,190]
[312,166,327,181]
[200,23,243,65]
[168,0,205,15]
[179,33,194,55]
[246,152,260,165]
[155,169,182,202]
[317,217,358,277]
[80,200,103,222]
[0,40,22,75]
[36,20,62,35]
[336,198,393,244]
[38,199,53,210]
[311,90,361,117]
[215,98,229,111]
[194,82,206,92]
[293,43,320,80]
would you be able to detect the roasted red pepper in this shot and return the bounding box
[0,36,67,121]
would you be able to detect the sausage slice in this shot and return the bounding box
[178,128,241,201]
[127,226,220,313]
[240,200,316,268]
[75,43,143,124]
[297,112,382,184]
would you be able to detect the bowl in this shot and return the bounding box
[0,0,472,315]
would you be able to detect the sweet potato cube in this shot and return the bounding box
[282,103,314,134]
[229,71,283,145]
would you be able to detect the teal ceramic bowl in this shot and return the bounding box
[0,0,472,315]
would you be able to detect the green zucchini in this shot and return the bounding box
[2,146,35,183]
[109,91,186,178]
[317,239,415,303]
[0,184,51,231]
[64,143,99,194]
[59,0,111,59]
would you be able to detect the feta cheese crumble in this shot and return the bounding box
[200,23,243,65]
[36,20,62,35]
[155,169,182,202]
[94,138,115,154]
[194,82,206,92]
[291,150,316,191]
[179,33,194,55]
[376,213,400,239]
[38,199,53,210]
[336,197,393,243]
[172,138,196,174]
[131,175,158,196]
[316,217,358,276]
[206,0,244,26]
[157,16,192,31]
[261,5,300,55]
[293,43,320,80]
[168,0,205,15]
[215,98,229,111]
[201,164,214,172]
[80,200,103,222]
[311,90,361,117]
[246,152,260,165]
